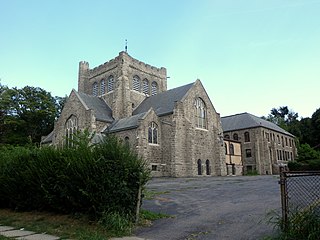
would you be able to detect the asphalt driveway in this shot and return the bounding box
[135,175,281,240]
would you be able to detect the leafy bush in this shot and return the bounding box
[0,134,150,221]
[288,159,320,171]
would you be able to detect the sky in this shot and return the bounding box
[1,0,320,118]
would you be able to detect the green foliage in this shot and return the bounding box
[297,143,320,161]
[0,84,63,145]
[267,208,320,240]
[139,209,171,221]
[244,169,259,176]
[0,135,150,224]
[98,211,133,236]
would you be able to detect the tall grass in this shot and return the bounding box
[267,207,320,240]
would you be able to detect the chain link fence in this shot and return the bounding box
[279,167,320,229]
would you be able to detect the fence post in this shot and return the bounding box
[279,166,288,231]
[135,185,142,224]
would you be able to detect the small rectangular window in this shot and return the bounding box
[152,165,157,171]
[245,149,252,158]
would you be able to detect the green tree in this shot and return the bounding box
[0,85,60,145]
[297,143,320,161]
[311,108,320,148]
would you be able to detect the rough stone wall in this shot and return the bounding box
[78,52,167,119]
[170,80,226,177]
[53,91,94,146]
[224,127,297,175]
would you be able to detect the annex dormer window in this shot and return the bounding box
[151,81,158,95]
[107,75,114,92]
[195,98,207,129]
[92,82,98,96]
[143,79,149,95]
[133,75,141,91]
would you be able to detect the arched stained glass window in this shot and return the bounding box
[65,115,78,147]
[148,122,158,144]
[133,75,141,91]
[195,98,207,129]
[151,81,158,95]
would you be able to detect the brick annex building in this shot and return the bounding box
[42,52,296,176]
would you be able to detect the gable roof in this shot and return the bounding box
[75,91,113,122]
[133,82,194,116]
[105,112,146,133]
[221,112,294,137]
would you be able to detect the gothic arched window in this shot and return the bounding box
[148,122,158,144]
[206,160,210,175]
[151,81,158,95]
[92,82,98,96]
[100,79,105,95]
[65,115,78,147]
[107,75,114,92]
[133,75,141,91]
[195,98,207,129]
[197,159,202,175]
[142,79,149,95]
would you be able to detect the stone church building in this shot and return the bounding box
[43,51,227,177]
[43,51,297,176]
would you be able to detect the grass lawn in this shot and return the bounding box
[0,208,170,240]
[0,209,114,240]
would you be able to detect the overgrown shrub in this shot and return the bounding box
[0,135,150,221]
[288,159,320,171]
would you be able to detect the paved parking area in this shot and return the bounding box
[135,175,281,240]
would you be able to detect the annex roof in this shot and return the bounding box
[106,112,146,133]
[133,82,194,116]
[221,112,294,137]
[76,91,113,122]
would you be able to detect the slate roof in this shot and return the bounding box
[106,112,146,133]
[41,131,54,144]
[76,91,113,122]
[133,82,194,116]
[221,112,294,137]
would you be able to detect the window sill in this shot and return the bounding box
[148,143,159,146]
[195,127,208,132]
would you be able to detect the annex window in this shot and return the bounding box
[133,75,141,91]
[206,160,210,175]
[65,115,78,148]
[107,75,114,92]
[197,159,202,175]
[195,98,207,129]
[285,137,288,146]
[246,149,252,158]
[277,135,280,144]
[100,79,106,95]
[148,122,158,144]
[229,143,234,155]
[151,81,158,95]
[124,136,129,147]
[151,165,157,171]
[225,143,228,154]
[142,79,149,95]
[244,132,250,142]
[92,82,98,96]
[233,133,238,141]
[224,134,230,139]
